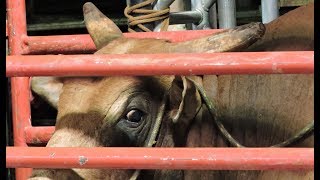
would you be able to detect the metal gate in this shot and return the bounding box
[6,0,314,179]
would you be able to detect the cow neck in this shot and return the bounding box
[188,78,314,148]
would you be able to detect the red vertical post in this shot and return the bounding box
[7,0,33,178]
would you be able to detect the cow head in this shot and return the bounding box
[30,2,265,179]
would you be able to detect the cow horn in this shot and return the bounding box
[172,22,266,53]
[83,2,123,49]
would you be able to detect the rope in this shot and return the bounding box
[188,78,314,148]
[124,0,170,32]
[130,94,167,180]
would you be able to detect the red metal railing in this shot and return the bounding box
[6,52,314,76]
[6,20,8,37]
[7,147,314,170]
[6,0,314,179]
[24,30,224,54]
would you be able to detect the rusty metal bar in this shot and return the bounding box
[25,35,95,55]
[6,20,8,37]
[24,29,223,54]
[24,127,55,145]
[6,0,27,54]
[7,147,314,170]
[7,0,33,178]
[6,52,314,77]
[10,78,32,146]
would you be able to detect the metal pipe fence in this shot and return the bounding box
[6,0,314,179]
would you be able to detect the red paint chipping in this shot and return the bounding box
[7,147,314,170]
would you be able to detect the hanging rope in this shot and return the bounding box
[124,0,170,32]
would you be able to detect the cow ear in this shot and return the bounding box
[168,76,202,125]
[83,2,123,50]
[31,77,63,109]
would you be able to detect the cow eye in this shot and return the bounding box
[125,109,144,123]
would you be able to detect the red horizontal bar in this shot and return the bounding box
[25,127,55,145]
[25,30,222,54]
[6,51,314,77]
[6,147,314,170]
[26,35,94,54]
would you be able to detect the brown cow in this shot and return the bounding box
[29,2,314,180]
